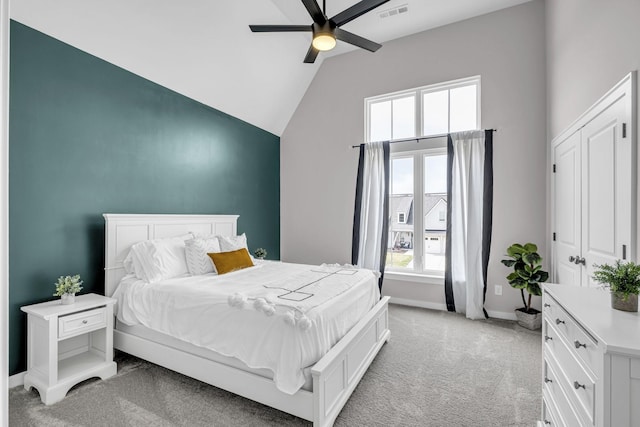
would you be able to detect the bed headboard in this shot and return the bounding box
[103,214,239,297]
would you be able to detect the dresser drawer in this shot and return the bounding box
[544,356,583,427]
[542,395,562,427]
[58,307,107,339]
[544,321,596,425]
[544,296,599,375]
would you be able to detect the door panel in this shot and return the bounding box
[554,131,581,286]
[581,98,627,287]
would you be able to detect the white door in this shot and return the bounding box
[580,97,631,287]
[553,131,582,286]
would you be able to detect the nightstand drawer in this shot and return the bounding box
[58,307,106,339]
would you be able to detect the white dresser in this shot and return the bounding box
[542,284,640,427]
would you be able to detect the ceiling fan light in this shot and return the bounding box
[312,33,336,51]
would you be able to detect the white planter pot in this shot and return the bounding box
[61,293,76,305]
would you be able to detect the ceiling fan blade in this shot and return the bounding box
[301,0,326,23]
[303,44,320,63]
[249,25,312,32]
[335,28,382,52]
[331,0,390,27]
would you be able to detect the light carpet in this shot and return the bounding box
[9,304,542,426]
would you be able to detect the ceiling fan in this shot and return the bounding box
[249,0,391,63]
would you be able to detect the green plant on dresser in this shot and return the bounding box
[592,260,640,312]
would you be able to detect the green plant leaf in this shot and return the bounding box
[523,243,538,252]
[527,283,542,296]
[501,259,516,267]
[523,252,542,266]
[507,244,526,257]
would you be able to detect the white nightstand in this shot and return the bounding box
[21,293,117,405]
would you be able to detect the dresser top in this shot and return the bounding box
[544,283,640,356]
[20,293,116,319]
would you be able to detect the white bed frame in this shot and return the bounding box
[103,214,390,427]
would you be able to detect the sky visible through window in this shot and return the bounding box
[392,155,446,194]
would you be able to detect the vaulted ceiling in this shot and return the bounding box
[11,0,531,135]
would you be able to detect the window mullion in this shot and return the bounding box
[416,90,422,138]
[413,153,423,272]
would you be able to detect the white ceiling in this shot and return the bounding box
[11,0,531,135]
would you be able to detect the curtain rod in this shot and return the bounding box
[351,129,497,148]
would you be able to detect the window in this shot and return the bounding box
[366,77,480,277]
[365,76,480,142]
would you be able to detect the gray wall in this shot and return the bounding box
[546,0,640,256]
[281,0,547,316]
[546,0,640,139]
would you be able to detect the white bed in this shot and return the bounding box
[104,214,390,427]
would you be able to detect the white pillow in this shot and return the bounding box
[185,237,221,275]
[218,233,248,252]
[128,234,192,283]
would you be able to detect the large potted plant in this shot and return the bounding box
[592,260,640,312]
[501,243,549,330]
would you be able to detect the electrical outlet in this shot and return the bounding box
[494,285,502,296]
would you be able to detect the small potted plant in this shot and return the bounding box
[254,248,267,260]
[592,260,640,312]
[53,274,83,305]
[501,243,549,330]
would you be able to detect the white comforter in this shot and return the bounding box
[113,261,379,394]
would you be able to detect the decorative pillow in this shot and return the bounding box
[185,237,221,275]
[128,234,192,283]
[218,233,248,252]
[208,248,254,275]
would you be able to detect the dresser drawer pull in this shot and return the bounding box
[544,377,553,383]
[544,421,551,425]
[544,335,553,341]
[574,340,586,349]
[82,320,88,324]
[574,381,585,390]
[544,303,551,308]
[555,318,565,325]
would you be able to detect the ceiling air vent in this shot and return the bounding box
[379,4,409,19]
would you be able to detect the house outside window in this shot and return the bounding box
[365,76,480,277]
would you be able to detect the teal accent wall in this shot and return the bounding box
[9,21,280,375]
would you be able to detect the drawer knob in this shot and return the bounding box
[82,320,88,324]
[574,381,585,390]
[544,421,551,425]
[555,318,565,325]
[544,335,553,342]
[574,340,586,349]
[544,303,551,308]
[544,377,553,383]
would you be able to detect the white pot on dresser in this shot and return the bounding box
[542,284,640,427]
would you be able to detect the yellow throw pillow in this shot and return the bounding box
[208,248,254,275]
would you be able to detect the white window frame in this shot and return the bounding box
[366,76,480,284]
[364,75,481,143]
[388,147,447,280]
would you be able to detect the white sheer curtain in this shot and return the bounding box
[352,141,390,288]
[445,130,493,320]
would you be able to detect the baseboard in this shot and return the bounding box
[486,310,517,321]
[8,371,25,388]
[389,297,447,311]
[389,297,517,321]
